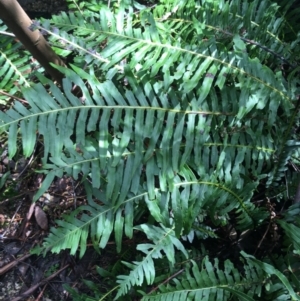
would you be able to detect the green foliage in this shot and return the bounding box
[0,21,42,104]
[140,254,267,301]
[1,0,300,299]
[116,223,188,298]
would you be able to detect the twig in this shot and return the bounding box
[0,90,28,104]
[0,253,32,275]
[254,221,271,256]
[147,269,185,295]
[216,27,297,68]
[10,264,70,301]
[35,282,48,301]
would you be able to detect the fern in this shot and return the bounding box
[0,20,34,103]
[141,255,266,301]
[115,223,188,298]
[0,59,271,256]
[0,0,298,258]
[140,252,300,301]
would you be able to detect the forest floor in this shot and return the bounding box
[18,0,68,19]
[0,151,122,300]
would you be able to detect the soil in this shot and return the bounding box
[17,0,68,19]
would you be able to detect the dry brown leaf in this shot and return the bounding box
[34,206,48,230]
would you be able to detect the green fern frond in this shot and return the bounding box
[267,140,300,187]
[0,21,33,102]
[37,1,296,102]
[0,66,274,190]
[31,181,138,257]
[115,223,188,299]
[243,252,300,300]
[154,0,293,65]
[141,255,266,301]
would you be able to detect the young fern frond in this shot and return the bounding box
[115,224,188,299]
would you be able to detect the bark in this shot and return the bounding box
[0,0,65,84]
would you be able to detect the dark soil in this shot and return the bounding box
[18,0,68,19]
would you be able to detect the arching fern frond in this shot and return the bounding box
[140,251,300,301]
[115,223,188,299]
[36,0,297,101]
[0,64,272,232]
[31,181,141,257]
[141,255,267,301]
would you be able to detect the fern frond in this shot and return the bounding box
[1,56,284,254]
[141,255,266,301]
[37,1,296,100]
[0,21,33,101]
[115,223,188,299]
[31,181,138,257]
[267,140,300,187]
[243,252,300,300]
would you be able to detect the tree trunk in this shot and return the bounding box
[0,0,65,84]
